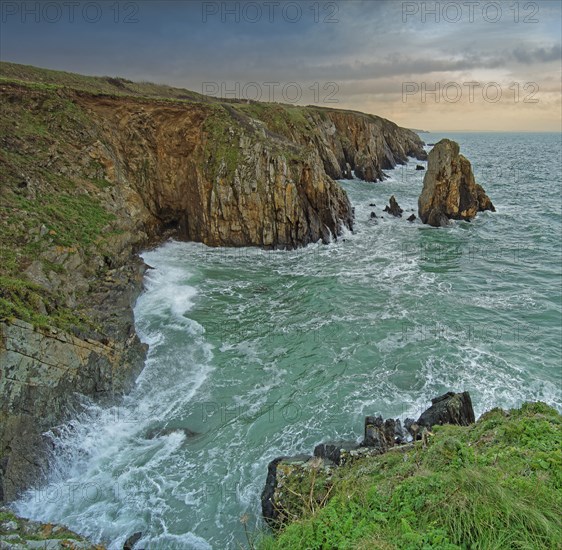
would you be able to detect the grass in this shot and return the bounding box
[0,275,90,331]
[236,102,313,138]
[202,106,242,180]
[0,61,210,103]
[259,403,562,549]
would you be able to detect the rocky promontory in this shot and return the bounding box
[0,62,426,503]
[418,139,495,226]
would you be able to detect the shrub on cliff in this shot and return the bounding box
[259,402,561,549]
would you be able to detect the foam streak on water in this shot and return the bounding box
[14,133,562,549]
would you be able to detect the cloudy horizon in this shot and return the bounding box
[1,0,561,131]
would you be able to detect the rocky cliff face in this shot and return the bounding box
[0,315,146,502]
[418,139,494,226]
[76,95,353,249]
[76,96,425,248]
[0,64,426,502]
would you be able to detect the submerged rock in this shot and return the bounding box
[407,213,416,222]
[383,195,404,217]
[123,531,143,550]
[144,427,200,439]
[418,139,495,226]
[370,211,377,219]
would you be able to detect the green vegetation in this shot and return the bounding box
[236,102,313,138]
[0,76,118,332]
[259,403,562,549]
[0,275,90,331]
[202,106,242,180]
[0,61,209,102]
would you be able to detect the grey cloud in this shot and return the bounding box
[512,44,561,64]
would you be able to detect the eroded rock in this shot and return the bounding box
[314,441,357,466]
[417,391,475,428]
[123,531,143,550]
[418,139,494,226]
[262,391,476,527]
[383,195,403,217]
[0,507,100,549]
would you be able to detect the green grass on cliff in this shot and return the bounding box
[0,61,209,102]
[0,82,118,332]
[259,403,562,550]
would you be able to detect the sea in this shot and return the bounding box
[14,132,562,549]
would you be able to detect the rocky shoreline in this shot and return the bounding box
[0,64,499,548]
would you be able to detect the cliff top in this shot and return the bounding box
[0,61,403,126]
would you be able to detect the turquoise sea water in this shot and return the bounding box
[15,132,562,549]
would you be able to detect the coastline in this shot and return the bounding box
[0,62,425,505]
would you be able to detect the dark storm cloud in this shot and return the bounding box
[0,0,560,130]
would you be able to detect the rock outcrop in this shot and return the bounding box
[0,318,146,502]
[416,391,475,428]
[77,98,426,248]
[383,195,404,217]
[262,391,475,528]
[418,139,495,227]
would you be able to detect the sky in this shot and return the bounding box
[1,0,561,131]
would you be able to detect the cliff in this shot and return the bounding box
[0,62,425,501]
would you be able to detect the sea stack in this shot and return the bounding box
[418,139,495,227]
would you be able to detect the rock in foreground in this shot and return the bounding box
[417,391,475,428]
[262,391,475,528]
[418,139,495,227]
[263,402,562,549]
[0,507,103,549]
